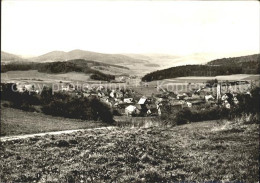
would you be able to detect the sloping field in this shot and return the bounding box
[0,120,258,182]
[244,75,260,80]
[1,70,95,83]
[0,107,107,136]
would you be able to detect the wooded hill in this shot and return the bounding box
[142,54,260,82]
[1,59,119,81]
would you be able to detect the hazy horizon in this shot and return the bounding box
[2,49,259,62]
[2,0,259,58]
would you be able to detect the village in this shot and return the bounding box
[5,78,255,118]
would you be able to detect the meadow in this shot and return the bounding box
[0,118,258,182]
[1,70,100,83]
[0,107,107,136]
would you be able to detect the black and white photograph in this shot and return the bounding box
[1,0,259,182]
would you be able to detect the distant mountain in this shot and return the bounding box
[1,51,28,63]
[124,53,217,69]
[31,49,149,65]
[124,53,180,68]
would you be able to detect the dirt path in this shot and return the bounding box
[0,126,115,142]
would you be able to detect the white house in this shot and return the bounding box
[138,97,147,105]
[123,98,133,103]
[205,95,214,102]
[125,105,140,116]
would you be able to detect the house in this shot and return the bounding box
[96,86,104,91]
[17,84,25,92]
[205,94,215,102]
[24,84,35,91]
[62,84,71,91]
[115,91,124,98]
[186,102,192,108]
[176,94,186,100]
[16,83,35,92]
[115,98,123,103]
[138,96,152,105]
[125,105,140,116]
[221,93,239,107]
[138,97,147,105]
[157,106,162,116]
[221,93,234,104]
[110,90,115,98]
[223,100,231,109]
[83,93,91,98]
[123,98,133,103]
[145,104,158,116]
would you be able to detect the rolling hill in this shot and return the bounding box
[32,49,149,65]
[1,59,118,81]
[142,54,260,81]
[207,54,260,66]
[1,51,28,63]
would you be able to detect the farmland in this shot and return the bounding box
[0,107,107,136]
[0,119,258,182]
[1,70,100,84]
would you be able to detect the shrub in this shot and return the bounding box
[175,108,192,125]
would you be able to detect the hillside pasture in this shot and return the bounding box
[0,120,258,182]
[1,70,106,85]
[0,107,107,136]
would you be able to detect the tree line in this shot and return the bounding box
[142,65,244,82]
[142,54,260,82]
[1,83,114,123]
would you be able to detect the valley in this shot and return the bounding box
[1,50,259,183]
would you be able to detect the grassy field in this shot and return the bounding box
[0,107,108,136]
[1,70,100,83]
[0,119,258,182]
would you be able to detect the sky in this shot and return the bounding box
[1,0,260,57]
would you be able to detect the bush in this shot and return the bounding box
[175,108,192,125]
[164,106,231,126]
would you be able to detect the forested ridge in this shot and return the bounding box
[142,54,260,81]
[1,59,116,81]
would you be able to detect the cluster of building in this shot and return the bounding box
[64,83,244,116]
[3,80,253,116]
